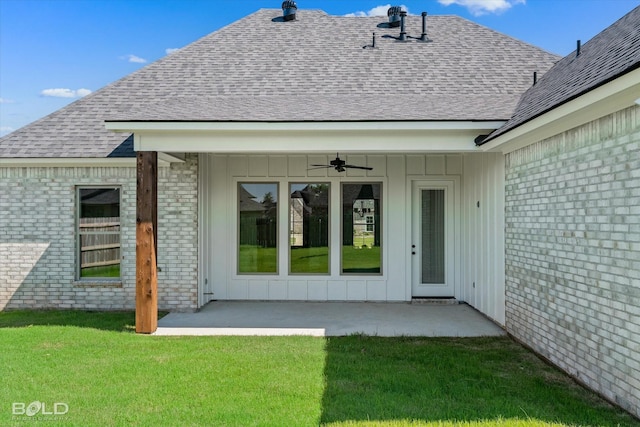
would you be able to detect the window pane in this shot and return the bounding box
[238,183,278,273]
[290,183,329,274]
[421,189,445,284]
[342,183,381,274]
[78,188,120,279]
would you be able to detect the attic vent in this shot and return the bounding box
[387,6,404,28]
[282,1,297,21]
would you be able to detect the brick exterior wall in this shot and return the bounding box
[0,155,198,312]
[504,105,640,417]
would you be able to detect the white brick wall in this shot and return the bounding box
[0,155,198,312]
[505,105,640,417]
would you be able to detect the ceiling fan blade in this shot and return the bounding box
[307,165,333,170]
[344,165,373,170]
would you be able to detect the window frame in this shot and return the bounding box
[288,182,331,275]
[340,182,383,276]
[237,182,280,275]
[76,186,122,282]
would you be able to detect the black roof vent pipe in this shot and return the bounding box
[282,1,297,21]
[419,12,431,42]
[399,11,407,41]
[387,6,403,28]
[576,39,581,57]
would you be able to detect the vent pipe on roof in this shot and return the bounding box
[363,32,377,49]
[419,12,431,42]
[387,6,403,28]
[576,39,581,57]
[533,71,537,85]
[399,11,407,41]
[282,1,297,21]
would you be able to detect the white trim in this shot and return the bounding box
[106,121,506,154]
[106,121,506,132]
[132,129,491,153]
[0,154,182,168]
[407,177,460,298]
[481,68,640,154]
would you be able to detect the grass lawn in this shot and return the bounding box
[291,246,329,273]
[1,311,638,427]
[237,245,383,274]
[81,264,120,278]
[342,245,381,273]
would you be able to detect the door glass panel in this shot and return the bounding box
[238,183,278,273]
[421,189,445,283]
[289,183,330,274]
[342,183,381,274]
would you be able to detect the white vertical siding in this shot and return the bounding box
[461,153,506,325]
[199,153,504,311]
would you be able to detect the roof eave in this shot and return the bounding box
[105,120,507,154]
[480,67,640,154]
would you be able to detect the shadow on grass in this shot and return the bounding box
[320,335,637,426]
[0,310,166,332]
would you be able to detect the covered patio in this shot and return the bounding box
[154,301,506,337]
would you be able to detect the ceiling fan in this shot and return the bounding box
[310,154,373,173]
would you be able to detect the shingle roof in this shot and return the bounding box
[0,8,559,158]
[484,5,640,143]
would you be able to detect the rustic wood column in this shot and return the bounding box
[136,151,158,333]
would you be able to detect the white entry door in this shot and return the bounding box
[411,181,455,297]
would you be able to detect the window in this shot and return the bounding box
[238,183,278,274]
[77,187,121,280]
[289,183,329,274]
[342,183,382,274]
[365,216,374,232]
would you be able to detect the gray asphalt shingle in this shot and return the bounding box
[484,6,640,142]
[0,8,559,158]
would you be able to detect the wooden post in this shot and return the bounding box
[136,151,158,333]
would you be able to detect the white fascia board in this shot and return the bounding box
[110,121,506,154]
[481,68,640,154]
[0,156,177,168]
[106,121,506,133]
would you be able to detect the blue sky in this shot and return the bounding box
[1,0,639,136]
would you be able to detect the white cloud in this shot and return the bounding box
[165,48,179,55]
[345,4,410,17]
[76,88,92,97]
[0,126,15,136]
[0,98,15,104]
[124,54,147,63]
[438,0,525,16]
[40,88,92,98]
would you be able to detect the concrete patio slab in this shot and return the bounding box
[154,301,506,337]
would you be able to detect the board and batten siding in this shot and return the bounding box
[198,153,507,325]
[461,153,506,325]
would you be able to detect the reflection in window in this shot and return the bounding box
[78,188,121,280]
[238,183,278,273]
[342,183,381,274]
[290,183,329,274]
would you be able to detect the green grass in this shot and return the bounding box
[81,264,120,278]
[342,245,381,273]
[238,245,383,274]
[291,246,329,273]
[238,245,277,273]
[1,311,637,427]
